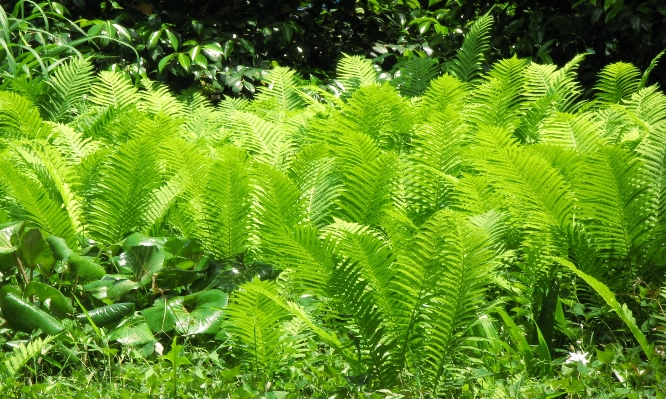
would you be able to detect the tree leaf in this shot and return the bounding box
[76,302,135,327]
[1,292,65,335]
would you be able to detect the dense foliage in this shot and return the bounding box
[2,0,665,98]
[0,14,666,399]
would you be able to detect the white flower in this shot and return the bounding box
[565,351,589,365]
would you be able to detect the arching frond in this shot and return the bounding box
[332,131,398,226]
[228,110,295,167]
[334,54,378,94]
[42,57,94,123]
[419,73,468,115]
[446,14,493,83]
[465,57,529,129]
[538,112,604,152]
[49,122,100,164]
[595,62,641,105]
[254,66,304,111]
[0,91,50,144]
[137,80,185,117]
[89,70,139,109]
[391,57,439,97]
[86,135,164,244]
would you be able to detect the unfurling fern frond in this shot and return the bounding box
[89,70,139,109]
[42,57,94,123]
[391,57,439,97]
[595,62,641,105]
[4,336,54,377]
[446,14,493,83]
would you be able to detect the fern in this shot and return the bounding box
[334,54,379,94]
[86,135,165,244]
[88,70,139,109]
[447,14,493,83]
[391,57,439,97]
[0,91,50,144]
[595,62,641,105]
[254,66,304,111]
[42,57,94,122]
[4,336,54,377]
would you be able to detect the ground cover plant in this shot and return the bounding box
[0,15,665,398]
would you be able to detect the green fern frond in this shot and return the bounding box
[5,336,54,377]
[639,49,665,90]
[11,141,85,236]
[0,159,79,246]
[514,95,558,143]
[391,57,439,97]
[595,62,641,105]
[538,112,605,152]
[50,122,100,164]
[446,14,493,83]
[0,91,50,144]
[419,73,468,115]
[193,145,252,259]
[395,210,496,392]
[574,146,652,264]
[471,126,574,233]
[289,144,342,227]
[89,70,139,109]
[86,135,164,244]
[465,56,529,129]
[137,80,185,117]
[334,83,415,151]
[254,66,304,111]
[404,108,469,218]
[334,54,379,94]
[229,111,295,167]
[224,279,292,376]
[42,57,94,122]
[635,123,666,230]
[624,85,666,126]
[548,54,586,112]
[331,131,398,226]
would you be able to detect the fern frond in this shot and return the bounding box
[471,126,574,233]
[465,57,529,129]
[404,108,469,218]
[595,62,641,105]
[639,49,665,90]
[42,57,94,122]
[391,57,439,97]
[574,146,652,265]
[548,54,586,113]
[224,279,291,376]
[447,14,493,83]
[624,85,666,126]
[228,111,295,167]
[88,70,139,109]
[5,336,54,377]
[334,54,378,94]
[86,135,164,244]
[137,80,185,117]
[0,159,79,246]
[289,144,342,227]
[49,122,100,164]
[418,73,468,115]
[635,123,666,231]
[254,66,304,111]
[394,210,496,392]
[0,91,50,144]
[331,131,398,226]
[538,112,605,152]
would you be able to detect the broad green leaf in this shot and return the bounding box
[24,282,75,319]
[158,54,177,73]
[2,292,64,335]
[20,228,56,273]
[142,290,227,335]
[107,279,141,302]
[120,233,166,286]
[177,53,191,71]
[147,30,162,49]
[76,303,135,327]
[107,317,155,346]
[68,253,105,281]
[0,221,21,255]
[165,29,179,51]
